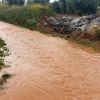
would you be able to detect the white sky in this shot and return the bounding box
[50,0,58,2]
[50,0,54,2]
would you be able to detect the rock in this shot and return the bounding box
[47,17,58,26]
[92,17,100,25]
[70,17,81,26]
[95,17,100,22]
[46,14,100,33]
[80,25,88,31]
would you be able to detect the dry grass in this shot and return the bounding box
[87,25,100,40]
[88,25,96,35]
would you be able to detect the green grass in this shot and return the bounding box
[0,38,11,85]
[0,61,5,69]
[2,73,11,80]
[0,38,9,68]
[0,38,6,48]
[0,38,8,69]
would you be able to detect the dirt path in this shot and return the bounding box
[0,21,100,100]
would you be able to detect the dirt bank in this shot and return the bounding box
[0,21,100,100]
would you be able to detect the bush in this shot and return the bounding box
[0,4,55,29]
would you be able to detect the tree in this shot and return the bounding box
[27,0,50,5]
[60,0,67,13]
[74,0,97,15]
[33,0,50,4]
[2,0,8,4]
[27,0,34,4]
[66,0,98,15]
[66,2,75,14]
[7,0,25,5]
[52,1,61,13]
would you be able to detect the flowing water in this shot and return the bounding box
[0,21,100,100]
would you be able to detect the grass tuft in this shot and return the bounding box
[2,73,11,80]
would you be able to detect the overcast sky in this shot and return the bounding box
[50,0,54,2]
[50,0,58,3]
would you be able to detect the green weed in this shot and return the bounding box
[2,73,11,80]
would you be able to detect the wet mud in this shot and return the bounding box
[0,21,100,100]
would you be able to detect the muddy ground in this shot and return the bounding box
[0,21,100,100]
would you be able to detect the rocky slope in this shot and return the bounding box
[46,14,100,33]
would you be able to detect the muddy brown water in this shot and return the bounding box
[0,21,100,100]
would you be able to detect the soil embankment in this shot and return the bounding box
[0,21,100,100]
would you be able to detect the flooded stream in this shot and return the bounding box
[0,21,100,100]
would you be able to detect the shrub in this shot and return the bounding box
[0,4,55,29]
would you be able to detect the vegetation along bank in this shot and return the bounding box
[0,38,11,86]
